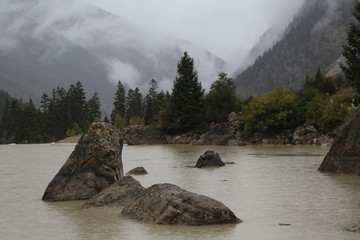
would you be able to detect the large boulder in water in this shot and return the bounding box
[42,122,124,201]
[121,183,241,225]
[82,176,144,208]
[195,150,225,168]
[318,109,360,174]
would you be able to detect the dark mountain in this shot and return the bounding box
[234,0,353,97]
[0,0,224,114]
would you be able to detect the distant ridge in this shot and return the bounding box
[234,0,353,97]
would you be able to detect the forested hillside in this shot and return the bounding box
[234,0,353,96]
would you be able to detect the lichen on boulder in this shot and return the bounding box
[42,122,124,201]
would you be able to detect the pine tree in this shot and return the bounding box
[166,52,204,133]
[126,87,143,122]
[87,92,101,122]
[205,72,239,123]
[144,79,158,125]
[111,81,126,123]
[16,99,41,143]
[341,0,360,93]
[67,81,88,131]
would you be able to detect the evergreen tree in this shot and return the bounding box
[205,72,239,123]
[50,87,67,139]
[87,92,101,122]
[303,68,335,94]
[341,0,360,93]
[126,87,143,122]
[67,81,88,131]
[166,52,204,133]
[16,99,41,143]
[144,79,158,125]
[111,81,126,123]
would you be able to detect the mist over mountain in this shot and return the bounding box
[0,0,225,113]
[234,0,353,97]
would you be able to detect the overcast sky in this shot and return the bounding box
[82,0,305,62]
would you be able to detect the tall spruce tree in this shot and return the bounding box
[144,79,158,125]
[87,92,101,122]
[67,81,88,131]
[205,72,239,123]
[341,0,360,93]
[166,52,204,133]
[111,81,126,123]
[126,87,143,121]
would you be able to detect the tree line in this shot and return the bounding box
[0,52,357,144]
[1,0,360,144]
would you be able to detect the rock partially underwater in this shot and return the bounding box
[127,167,148,175]
[42,122,124,201]
[195,151,225,168]
[82,176,144,208]
[121,183,241,225]
[318,109,360,174]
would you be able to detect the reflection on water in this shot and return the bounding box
[0,144,360,240]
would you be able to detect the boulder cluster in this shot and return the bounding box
[42,122,241,225]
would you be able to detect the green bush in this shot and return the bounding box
[241,87,299,135]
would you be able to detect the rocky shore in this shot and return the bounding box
[123,113,335,146]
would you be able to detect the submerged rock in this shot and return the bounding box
[82,176,144,208]
[42,122,124,201]
[195,150,225,168]
[318,109,360,174]
[345,223,360,233]
[121,183,241,225]
[127,167,148,175]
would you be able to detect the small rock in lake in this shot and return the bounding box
[195,150,225,168]
[279,223,291,226]
[225,161,235,165]
[127,167,148,175]
[345,223,360,233]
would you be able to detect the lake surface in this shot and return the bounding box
[0,144,360,240]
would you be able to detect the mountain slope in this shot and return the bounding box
[234,0,353,97]
[0,0,224,113]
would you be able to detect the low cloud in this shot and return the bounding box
[0,0,306,93]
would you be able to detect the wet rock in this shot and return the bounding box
[82,176,145,208]
[195,151,225,168]
[193,123,237,146]
[121,183,241,225]
[318,110,360,174]
[42,122,124,201]
[127,167,148,175]
[124,126,167,145]
[228,112,238,123]
[345,223,360,233]
[291,126,320,145]
[279,223,291,226]
[225,161,235,165]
